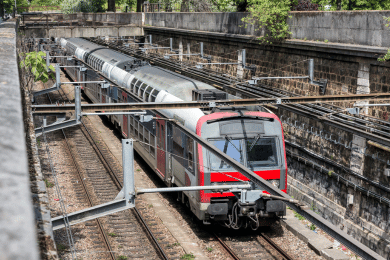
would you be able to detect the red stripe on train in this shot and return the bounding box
[210,169,280,182]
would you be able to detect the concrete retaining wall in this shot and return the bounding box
[21,25,143,39]
[27,11,390,47]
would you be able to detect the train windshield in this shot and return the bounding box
[245,137,278,167]
[209,138,244,170]
[208,137,278,171]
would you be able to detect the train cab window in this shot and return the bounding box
[139,83,148,98]
[246,137,278,168]
[144,86,153,101]
[187,136,194,171]
[208,138,244,171]
[150,89,159,102]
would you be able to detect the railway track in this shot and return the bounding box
[88,37,390,147]
[37,75,172,259]
[213,231,294,260]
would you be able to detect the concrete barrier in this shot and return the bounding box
[0,21,39,260]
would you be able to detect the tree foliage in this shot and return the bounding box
[311,0,390,10]
[19,51,55,83]
[242,0,294,44]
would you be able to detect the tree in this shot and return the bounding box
[242,0,293,44]
[312,0,390,10]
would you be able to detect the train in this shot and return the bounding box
[58,37,288,229]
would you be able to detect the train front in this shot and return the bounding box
[197,110,287,229]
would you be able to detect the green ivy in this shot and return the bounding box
[378,16,390,62]
[19,51,55,83]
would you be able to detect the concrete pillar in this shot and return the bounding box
[355,62,370,115]
[348,135,366,220]
[187,42,191,61]
[237,49,244,79]
[179,38,183,62]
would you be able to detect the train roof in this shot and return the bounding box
[65,38,136,67]
[132,66,220,101]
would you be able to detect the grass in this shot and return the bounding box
[56,243,67,252]
[108,233,118,237]
[136,169,141,172]
[304,37,307,41]
[44,179,54,188]
[167,242,180,248]
[206,247,213,252]
[148,204,153,208]
[294,211,305,221]
[117,256,128,260]
[36,138,41,147]
[310,224,317,231]
[324,39,329,43]
[328,170,333,177]
[181,253,195,260]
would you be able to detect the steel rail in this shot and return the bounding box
[80,121,169,260]
[258,233,294,260]
[62,128,116,260]
[212,232,240,260]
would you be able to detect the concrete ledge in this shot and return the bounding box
[281,210,348,260]
[144,26,388,60]
[0,21,39,259]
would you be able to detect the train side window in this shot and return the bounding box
[172,126,184,165]
[139,83,148,98]
[150,134,156,157]
[135,80,142,95]
[144,86,153,101]
[139,125,144,146]
[150,89,159,102]
[144,131,149,152]
[130,116,134,134]
[187,136,194,171]
[130,78,137,92]
[134,119,139,137]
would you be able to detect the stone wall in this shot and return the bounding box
[144,28,390,258]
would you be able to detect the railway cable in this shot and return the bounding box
[95,38,390,143]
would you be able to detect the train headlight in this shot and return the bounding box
[268,179,280,188]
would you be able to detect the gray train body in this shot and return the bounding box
[59,38,287,229]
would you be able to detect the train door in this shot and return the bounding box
[166,123,173,184]
[156,116,166,178]
[122,91,128,137]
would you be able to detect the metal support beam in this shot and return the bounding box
[137,184,252,194]
[32,63,61,99]
[35,119,79,137]
[51,199,131,231]
[31,93,390,114]
[81,111,147,116]
[123,139,135,207]
[51,139,136,230]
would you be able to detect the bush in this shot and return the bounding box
[60,0,98,14]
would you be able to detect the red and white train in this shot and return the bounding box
[59,37,287,229]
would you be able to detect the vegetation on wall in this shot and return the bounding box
[19,51,55,83]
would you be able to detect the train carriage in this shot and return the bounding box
[59,37,287,229]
